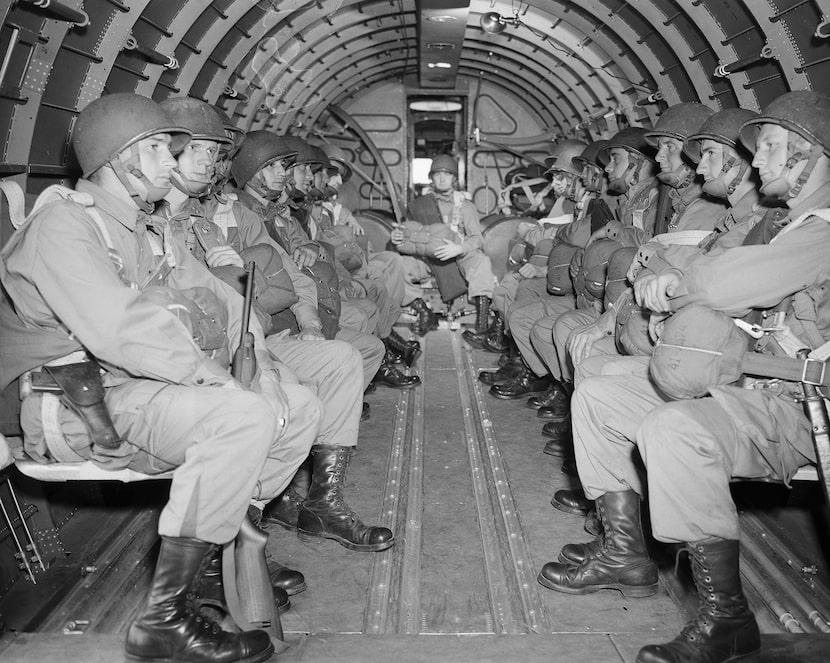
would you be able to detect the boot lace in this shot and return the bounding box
[185,591,223,634]
[677,545,716,642]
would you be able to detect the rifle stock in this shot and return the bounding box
[797,349,830,503]
[231,261,257,388]
[221,515,286,645]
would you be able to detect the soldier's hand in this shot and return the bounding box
[293,245,318,269]
[346,217,365,236]
[390,226,405,245]
[648,312,670,342]
[635,270,682,313]
[518,263,546,279]
[567,324,608,366]
[205,245,244,269]
[434,239,464,261]
[298,325,326,342]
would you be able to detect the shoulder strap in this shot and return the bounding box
[0,180,27,229]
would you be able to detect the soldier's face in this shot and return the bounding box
[290,163,312,192]
[697,139,726,181]
[177,139,220,191]
[655,136,685,173]
[431,170,455,193]
[135,133,177,200]
[605,148,630,179]
[551,170,573,197]
[259,159,287,192]
[752,124,794,185]
[327,172,343,191]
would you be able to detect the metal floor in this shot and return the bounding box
[3,322,830,662]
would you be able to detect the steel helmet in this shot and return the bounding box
[684,108,759,163]
[644,102,716,147]
[308,139,353,182]
[685,108,759,199]
[230,130,298,187]
[544,139,588,178]
[72,93,192,178]
[212,105,247,151]
[159,97,233,148]
[573,140,611,171]
[284,136,320,166]
[429,154,458,177]
[740,91,830,199]
[598,128,656,165]
[739,90,830,156]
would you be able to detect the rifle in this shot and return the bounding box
[231,261,257,388]
[221,514,286,647]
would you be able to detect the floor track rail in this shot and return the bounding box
[450,333,551,634]
[364,351,426,634]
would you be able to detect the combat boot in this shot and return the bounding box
[261,461,310,529]
[542,418,572,457]
[637,538,760,663]
[461,296,492,347]
[537,490,658,598]
[478,352,524,386]
[489,366,551,399]
[410,298,439,336]
[372,351,422,389]
[551,488,593,516]
[298,445,395,552]
[126,537,274,663]
[385,331,421,367]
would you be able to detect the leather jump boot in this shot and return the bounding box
[637,538,760,663]
[542,417,572,457]
[551,488,594,516]
[361,402,370,421]
[490,365,552,399]
[297,445,395,552]
[372,349,422,389]
[537,490,658,598]
[461,296,492,347]
[195,546,293,615]
[261,459,311,530]
[482,315,511,353]
[478,352,524,386]
[527,380,568,410]
[126,537,274,663]
[410,298,439,336]
[387,329,421,367]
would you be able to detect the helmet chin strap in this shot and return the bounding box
[702,154,749,199]
[110,144,156,213]
[248,171,283,201]
[607,155,643,194]
[759,140,823,200]
[170,168,211,198]
[657,163,695,189]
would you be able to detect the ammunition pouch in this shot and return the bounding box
[31,357,122,450]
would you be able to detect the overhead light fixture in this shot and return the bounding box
[428,62,453,69]
[480,11,521,35]
[428,15,457,23]
[409,100,462,112]
[427,42,455,50]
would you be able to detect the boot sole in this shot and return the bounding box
[260,516,298,531]
[297,529,396,552]
[537,410,568,421]
[635,646,761,663]
[375,381,421,390]
[490,388,548,400]
[550,499,592,516]
[536,574,658,598]
[126,643,275,663]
